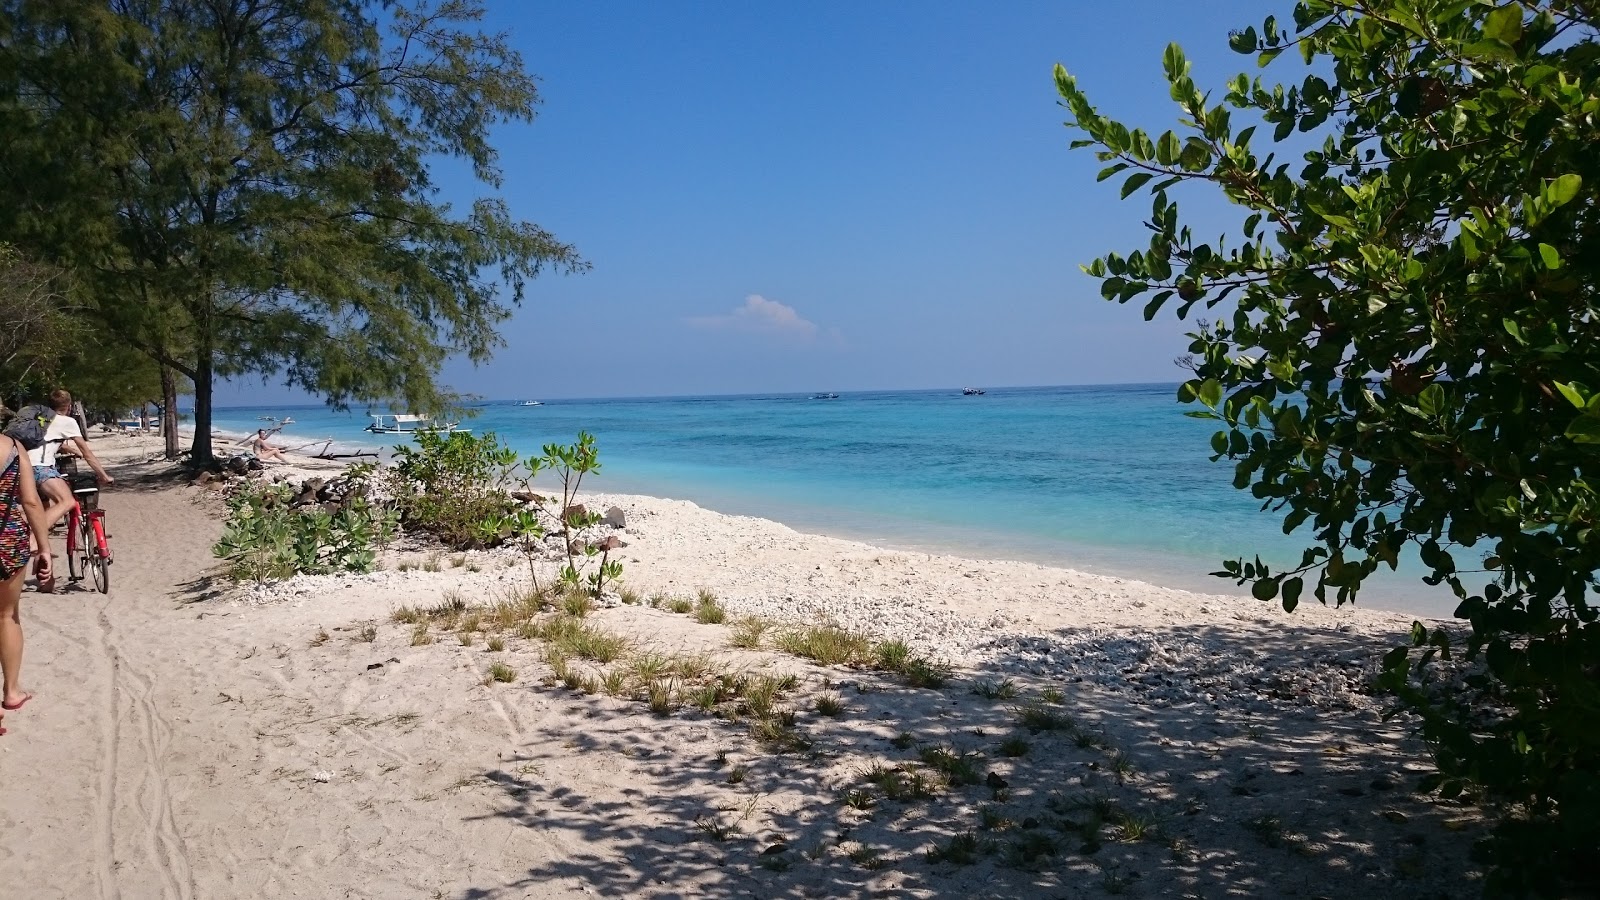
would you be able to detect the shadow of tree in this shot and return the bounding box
[452,623,1480,899]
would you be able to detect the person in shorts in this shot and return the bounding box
[28,390,113,591]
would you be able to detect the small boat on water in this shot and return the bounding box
[962,387,986,396]
[812,392,840,400]
[518,400,544,407]
[364,414,468,435]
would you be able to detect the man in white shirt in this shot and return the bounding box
[29,389,115,539]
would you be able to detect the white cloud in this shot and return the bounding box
[687,294,823,340]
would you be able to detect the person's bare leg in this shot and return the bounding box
[0,568,26,709]
[38,478,73,530]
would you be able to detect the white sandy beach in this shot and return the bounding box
[0,434,1485,899]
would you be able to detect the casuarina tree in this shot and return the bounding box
[1055,1,1598,893]
[0,0,587,462]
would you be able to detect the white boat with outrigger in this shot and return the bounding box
[364,413,469,435]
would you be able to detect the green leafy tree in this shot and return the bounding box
[0,242,79,407]
[0,0,586,463]
[1055,1,1598,892]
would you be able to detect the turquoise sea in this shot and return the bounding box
[213,384,1454,617]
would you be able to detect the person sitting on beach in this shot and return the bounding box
[251,429,288,463]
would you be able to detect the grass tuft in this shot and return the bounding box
[488,662,516,684]
[1014,703,1073,733]
[667,597,695,614]
[391,605,423,625]
[925,831,984,865]
[971,677,1019,700]
[774,624,872,666]
[814,692,846,717]
[410,624,432,646]
[486,636,506,652]
[693,596,727,624]
[919,745,985,786]
[729,616,770,649]
[998,736,1031,758]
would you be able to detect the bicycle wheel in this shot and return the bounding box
[90,548,109,593]
[66,513,83,582]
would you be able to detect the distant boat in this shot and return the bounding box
[962,387,986,396]
[365,414,468,435]
[812,392,840,400]
[518,400,544,407]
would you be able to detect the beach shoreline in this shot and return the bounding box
[0,431,1480,898]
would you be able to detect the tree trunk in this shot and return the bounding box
[160,365,180,459]
[190,335,214,465]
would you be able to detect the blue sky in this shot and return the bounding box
[222,0,1288,405]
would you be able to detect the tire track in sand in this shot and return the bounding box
[92,606,122,900]
[100,602,197,899]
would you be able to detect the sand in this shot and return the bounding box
[0,434,1485,899]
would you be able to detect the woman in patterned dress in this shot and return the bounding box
[0,432,54,735]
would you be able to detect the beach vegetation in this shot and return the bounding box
[356,625,377,643]
[646,679,675,716]
[847,845,885,870]
[728,616,771,649]
[457,631,473,646]
[692,595,728,624]
[889,730,917,750]
[1058,2,1600,890]
[213,481,395,581]
[560,589,594,619]
[842,788,875,811]
[618,586,643,605]
[773,623,873,666]
[309,629,330,648]
[1039,687,1065,705]
[813,692,846,717]
[486,636,505,652]
[391,606,423,625]
[411,624,432,646]
[487,663,516,684]
[925,831,984,866]
[919,745,986,787]
[666,596,695,614]
[1014,703,1072,734]
[998,736,1031,758]
[971,677,1019,700]
[1001,832,1058,870]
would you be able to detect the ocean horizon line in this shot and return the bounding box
[215,380,1187,412]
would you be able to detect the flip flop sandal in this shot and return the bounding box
[1,693,31,711]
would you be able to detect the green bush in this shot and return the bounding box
[385,430,522,549]
[213,480,395,581]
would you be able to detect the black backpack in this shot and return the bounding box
[2,404,56,451]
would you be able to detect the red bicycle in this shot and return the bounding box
[62,466,111,593]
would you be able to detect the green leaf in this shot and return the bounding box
[1565,415,1600,444]
[1483,5,1522,46]
[1257,48,1282,68]
[1553,381,1588,409]
[1121,171,1155,199]
[1251,576,1278,601]
[1546,174,1582,208]
[1280,576,1302,612]
[1155,131,1181,166]
[1198,379,1224,408]
[1538,243,1561,269]
[1416,383,1445,417]
[1096,162,1130,182]
[1463,39,1516,62]
[1162,43,1187,81]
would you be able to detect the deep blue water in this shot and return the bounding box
[212,384,1454,616]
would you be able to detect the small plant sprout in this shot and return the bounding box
[488,663,516,684]
[843,787,876,810]
[847,845,885,870]
[310,629,330,647]
[872,639,911,670]
[1109,751,1136,782]
[925,831,984,865]
[600,669,629,697]
[667,596,695,614]
[978,804,1013,831]
[972,678,1019,700]
[457,631,473,646]
[411,624,432,646]
[618,586,643,605]
[1040,686,1065,705]
[998,736,1031,758]
[919,745,985,787]
[693,595,728,624]
[451,553,466,568]
[1111,809,1158,843]
[729,616,770,649]
[391,606,422,625]
[647,679,675,716]
[889,730,916,750]
[355,624,377,643]
[814,692,846,717]
[902,657,952,688]
[486,636,506,652]
[1014,703,1072,733]
[561,589,594,618]
[695,816,740,842]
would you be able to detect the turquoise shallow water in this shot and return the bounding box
[213,383,1455,617]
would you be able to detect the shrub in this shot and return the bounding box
[385,430,522,550]
[213,480,395,581]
